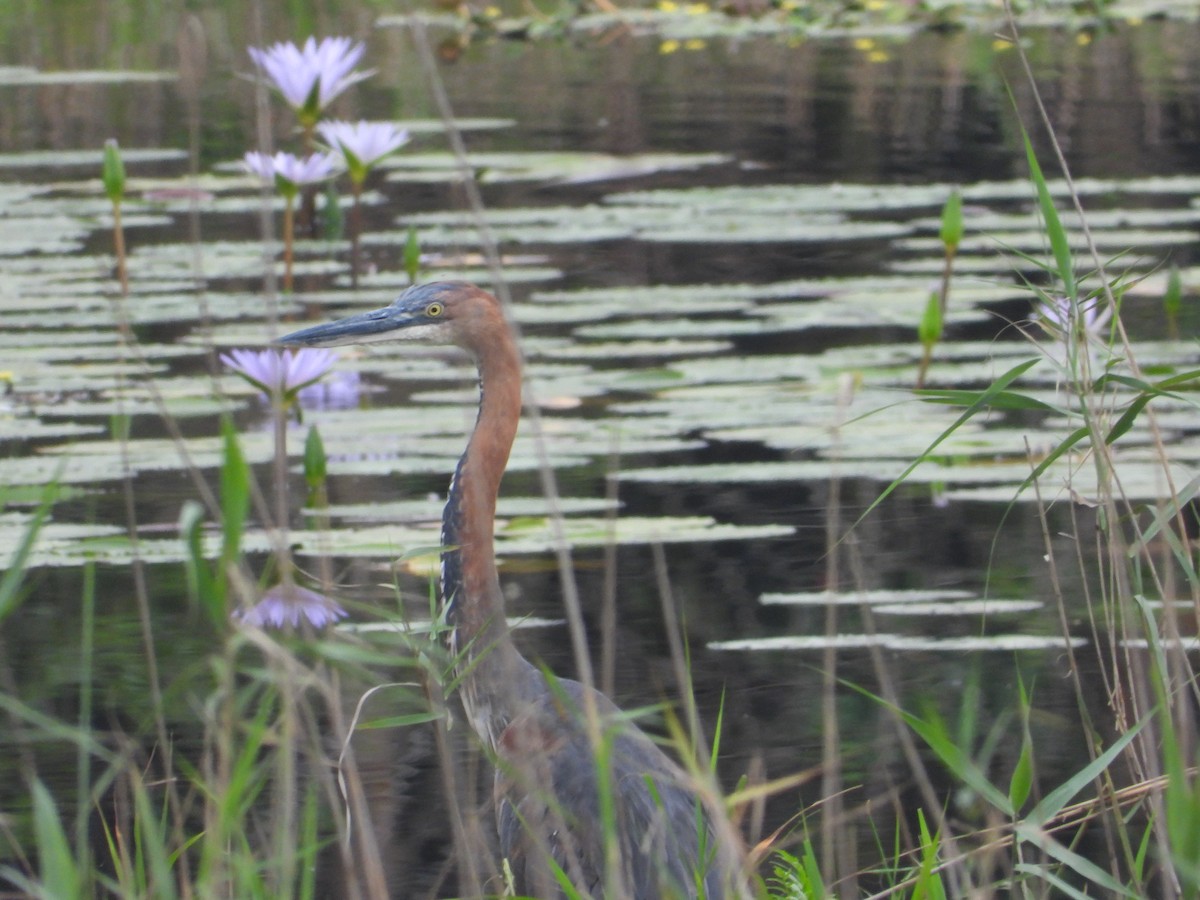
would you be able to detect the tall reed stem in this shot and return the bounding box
[112,202,128,296]
[283,196,295,293]
[351,182,363,290]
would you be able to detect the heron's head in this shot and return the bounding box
[278,281,501,350]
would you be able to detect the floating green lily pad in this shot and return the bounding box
[286,515,793,560]
[761,589,975,605]
[0,417,105,442]
[872,599,1043,616]
[343,265,562,289]
[709,634,1088,652]
[316,495,620,523]
[402,202,912,245]
[533,338,733,360]
[0,147,185,168]
[382,150,730,186]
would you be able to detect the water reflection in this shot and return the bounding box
[299,369,363,410]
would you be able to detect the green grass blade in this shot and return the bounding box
[1014,821,1140,897]
[0,693,117,764]
[1026,714,1148,826]
[1008,674,1034,815]
[179,499,223,627]
[904,705,1013,817]
[709,688,726,776]
[1022,129,1075,301]
[0,479,59,626]
[912,808,947,900]
[130,774,178,900]
[297,787,319,900]
[32,779,83,900]
[916,388,1057,413]
[842,679,1013,816]
[1018,424,1090,493]
[355,711,445,729]
[856,358,1041,527]
[1104,395,1153,445]
[220,420,249,565]
[75,562,96,861]
[1164,264,1182,319]
[1014,863,1104,900]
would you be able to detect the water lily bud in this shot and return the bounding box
[1164,264,1182,320]
[304,424,327,489]
[404,226,422,283]
[939,189,962,251]
[918,290,943,348]
[102,139,126,204]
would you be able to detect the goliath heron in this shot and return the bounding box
[280,282,746,898]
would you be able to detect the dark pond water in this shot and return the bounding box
[2,2,1200,895]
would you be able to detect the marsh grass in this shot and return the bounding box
[771,9,1200,898]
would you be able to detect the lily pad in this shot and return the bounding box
[0,147,186,168]
[761,589,975,606]
[382,150,731,186]
[316,496,620,523]
[287,515,793,559]
[709,633,1088,652]
[871,599,1043,616]
[402,202,912,245]
[0,418,105,442]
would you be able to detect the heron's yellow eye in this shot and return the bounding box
[426,302,444,317]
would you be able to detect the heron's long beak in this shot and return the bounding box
[278,304,417,348]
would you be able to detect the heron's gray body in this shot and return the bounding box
[280,283,745,899]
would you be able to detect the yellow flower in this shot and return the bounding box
[865,0,887,9]
[992,37,1012,51]
[660,38,681,53]
[853,37,875,51]
[484,5,501,15]
[686,1,710,12]
[658,0,679,10]
[1076,31,1092,45]
[1126,15,1142,25]
[685,38,707,50]
[868,49,890,63]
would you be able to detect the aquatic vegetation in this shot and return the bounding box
[318,120,411,287]
[235,582,347,628]
[100,139,128,296]
[1033,293,1113,342]
[241,150,339,290]
[221,346,339,407]
[247,36,370,131]
[318,120,411,180]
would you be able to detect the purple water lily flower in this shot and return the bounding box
[317,120,411,184]
[247,36,371,126]
[221,347,338,403]
[316,121,411,289]
[1036,295,1113,341]
[240,151,338,290]
[242,150,338,197]
[236,582,348,629]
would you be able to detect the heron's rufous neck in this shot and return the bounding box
[440,302,523,671]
